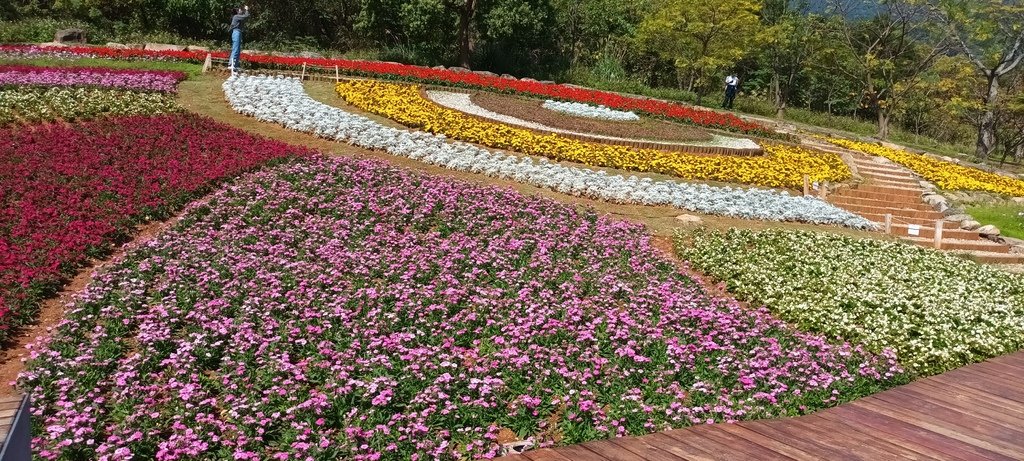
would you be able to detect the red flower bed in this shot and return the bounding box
[0,44,774,136]
[0,113,311,340]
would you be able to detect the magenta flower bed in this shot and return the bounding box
[21,156,905,460]
[0,114,310,341]
[0,64,185,92]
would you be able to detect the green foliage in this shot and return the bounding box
[0,18,91,43]
[967,204,1024,240]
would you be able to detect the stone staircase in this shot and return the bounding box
[827,154,1024,264]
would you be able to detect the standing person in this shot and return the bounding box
[723,74,739,109]
[229,5,250,74]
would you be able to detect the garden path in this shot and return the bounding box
[495,351,1024,461]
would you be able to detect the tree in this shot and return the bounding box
[927,0,1024,161]
[759,0,823,118]
[828,0,948,139]
[636,0,762,104]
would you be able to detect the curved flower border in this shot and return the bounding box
[223,75,874,229]
[541,99,640,121]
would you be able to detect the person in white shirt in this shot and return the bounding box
[723,74,739,109]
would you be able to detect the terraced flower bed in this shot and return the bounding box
[0,86,178,125]
[336,80,849,188]
[22,156,905,460]
[471,91,711,143]
[226,75,872,228]
[0,114,310,342]
[829,138,1024,197]
[0,64,185,92]
[676,228,1024,376]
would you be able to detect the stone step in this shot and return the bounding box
[868,178,923,189]
[833,202,945,220]
[956,251,1024,265]
[883,223,983,240]
[905,237,1011,253]
[829,195,934,212]
[835,189,924,204]
[851,184,923,197]
[855,166,917,180]
[860,212,949,227]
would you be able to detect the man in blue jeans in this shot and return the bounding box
[229,5,250,73]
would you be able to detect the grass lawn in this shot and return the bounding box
[0,57,202,77]
[967,204,1024,240]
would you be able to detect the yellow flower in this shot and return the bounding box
[829,138,1024,197]
[337,81,851,188]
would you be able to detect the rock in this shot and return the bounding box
[923,194,947,207]
[500,74,516,79]
[936,201,951,214]
[1003,236,1024,248]
[521,77,537,82]
[125,43,145,49]
[105,42,127,49]
[675,214,703,225]
[1013,197,1024,205]
[144,43,186,52]
[944,214,971,222]
[871,156,893,165]
[473,70,498,77]
[448,66,471,73]
[54,28,87,44]
[919,180,935,189]
[977,225,1001,236]
[960,220,982,230]
[540,80,556,84]
[296,51,323,59]
[185,45,209,52]
[432,65,446,70]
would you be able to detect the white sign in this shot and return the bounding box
[907,224,921,236]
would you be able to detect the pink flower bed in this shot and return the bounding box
[21,156,905,460]
[0,64,186,92]
[0,114,310,341]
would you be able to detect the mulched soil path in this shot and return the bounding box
[471,92,712,143]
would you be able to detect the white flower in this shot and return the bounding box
[221,75,875,229]
[541,99,640,121]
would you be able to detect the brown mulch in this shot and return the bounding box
[471,92,712,143]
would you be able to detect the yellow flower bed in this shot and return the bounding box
[336,80,850,188]
[829,138,1024,197]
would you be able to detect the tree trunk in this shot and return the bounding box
[772,74,786,119]
[877,107,890,140]
[976,74,1000,162]
[457,0,475,68]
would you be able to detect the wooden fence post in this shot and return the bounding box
[202,53,212,74]
[934,219,943,249]
[803,175,810,197]
[819,180,827,199]
[884,214,892,235]
[300,62,307,81]
[335,65,340,82]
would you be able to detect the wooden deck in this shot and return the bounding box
[497,351,1024,461]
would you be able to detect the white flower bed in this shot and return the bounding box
[223,75,874,229]
[542,99,640,121]
[677,228,1024,375]
[427,91,761,150]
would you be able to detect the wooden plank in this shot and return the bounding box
[580,439,654,461]
[523,448,574,461]
[688,424,797,460]
[933,368,1024,404]
[661,427,739,455]
[948,362,1024,382]
[737,420,865,460]
[913,379,1024,414]
[769,415,918,460]
[555,444,611,461]
[815,407,977,461]
[986,353,1024,369]
[853,398,1024,459]
[887,384,1024,428]
[717,423,822,460]
[645,433,719,461]
[830,404,1015,461]
[798,413,936,460]
[608,435,692,461]
[866,391,1024,444]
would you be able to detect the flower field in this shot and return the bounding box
[829,138,1024,197]
[21,156,905,460]
[226,75,872,228]
[0,87,177,124]
[676,228,1024,376]
[0,44,775,136]
[0,114,310,342]
[0,64,185,92]
[541,100,639,121]
[335,80,849,188]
